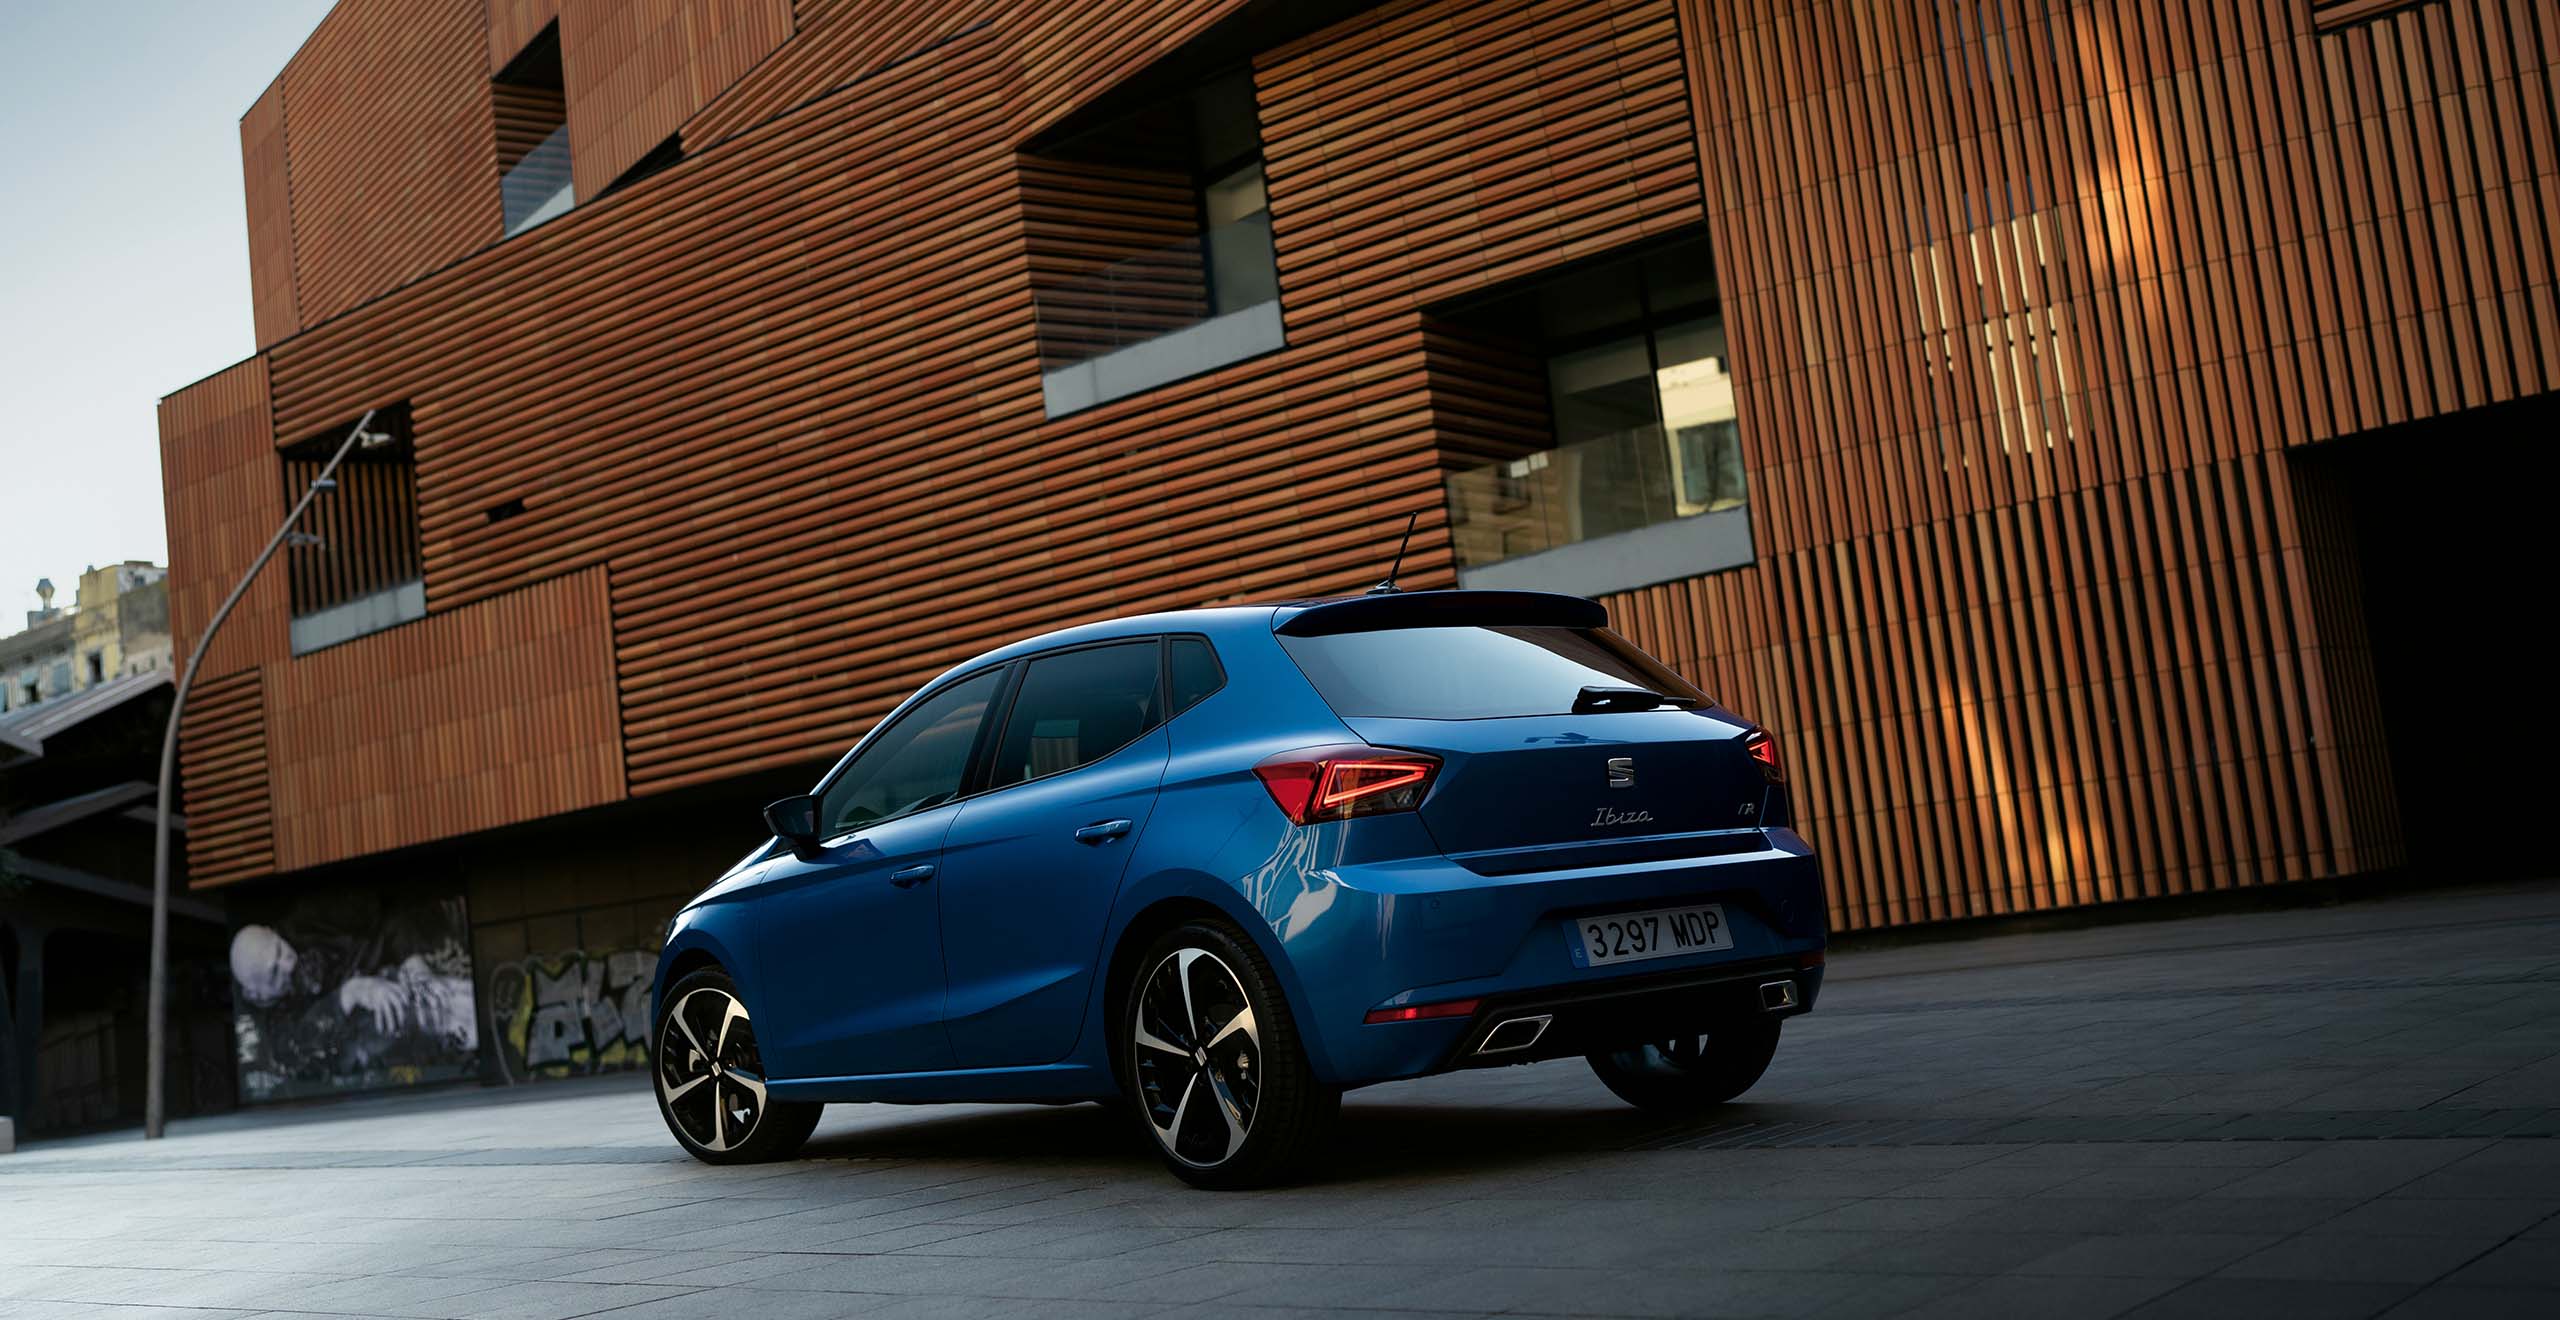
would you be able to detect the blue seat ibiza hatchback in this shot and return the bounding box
[651,590,1826,1187]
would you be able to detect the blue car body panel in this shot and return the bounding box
[655,595,1827,1105]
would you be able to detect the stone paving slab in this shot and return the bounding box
[4,881,2557,1319]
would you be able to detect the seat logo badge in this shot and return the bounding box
[1591,806,1654,828]
[1606,756,1635,789]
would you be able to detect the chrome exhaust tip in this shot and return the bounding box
[1476,1014,1553,1055]
[1758,979,1800,1011]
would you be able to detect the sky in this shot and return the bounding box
[0,0,337,627]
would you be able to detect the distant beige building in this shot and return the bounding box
[0,563,169,713]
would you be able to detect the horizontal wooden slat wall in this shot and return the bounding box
[258,20,1457,805]
[493,83,568,176]
[1259,0,1705,345]
[176,669,274,887]
[241,82,300,350]
[264,569,624,874]
[281,0,501,328]
[558,0,795,197]
[487,0,561,72]
[157,358,290,679]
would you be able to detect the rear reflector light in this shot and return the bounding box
[1744,729,1783,781]
[1254,744,1441,824]
[1363,998,1480,1025]
[1797,949,1825,969]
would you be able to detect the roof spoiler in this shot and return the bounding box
[1273,590,1608,637]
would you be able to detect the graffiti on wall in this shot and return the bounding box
[229,895,477,1102]
[486,949,654,1082]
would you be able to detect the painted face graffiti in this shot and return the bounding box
[227,896,478,1103]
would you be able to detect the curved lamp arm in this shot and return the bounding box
[146,408,378,1139]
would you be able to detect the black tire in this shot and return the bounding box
[1586,1021,1783,1112]
[654,968,822,1165]
[1121,918,1338,1189]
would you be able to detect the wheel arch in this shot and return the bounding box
[1092,881,1335,1091]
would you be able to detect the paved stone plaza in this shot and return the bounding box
[5,883,2556,1319]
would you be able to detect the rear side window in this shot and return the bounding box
[986,641,1164,789]
[1279,626,1704,720]
[1168,635,1224,715]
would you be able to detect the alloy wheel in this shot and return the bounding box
[658,986,770,1154]
[1130,947,1262,1168]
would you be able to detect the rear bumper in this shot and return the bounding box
[1439,956,1822,1069]
[1254,826,1827,1087]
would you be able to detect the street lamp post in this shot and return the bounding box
[146,409,387,1139]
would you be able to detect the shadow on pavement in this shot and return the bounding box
[793,1089,1720,1185]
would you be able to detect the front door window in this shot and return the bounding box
[819,669,1001,835]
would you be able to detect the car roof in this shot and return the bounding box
[927,590,1605,689]
[938,605,1283,679]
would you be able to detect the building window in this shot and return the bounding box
[1438,235,1753,593]
[495,23,574,235]
[284,405,427,655]
[84,651,104,684]
[1026,70,1283,417]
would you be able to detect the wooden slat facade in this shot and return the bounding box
[264,569,624,875]
[486,0,562,73]
[279,0,502,329]
[1022,158,1210,369]
[240,83,299,350]
[168,0,2554,916]
[175,669,273,887]
[157,359,290,682]
[557,0,795,198]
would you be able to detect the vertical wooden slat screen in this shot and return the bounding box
[1614,0,2556,928]
[279,447,423,620]
[2309,0,2440,35]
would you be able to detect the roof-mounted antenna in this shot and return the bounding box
[1366,511,1420,596]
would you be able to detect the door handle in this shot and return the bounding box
[889,863,936,888]
[1073,819,1134,844]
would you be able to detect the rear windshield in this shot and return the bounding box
[1279,625,1706,720]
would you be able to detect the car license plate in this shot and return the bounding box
[1567,903,1731,968]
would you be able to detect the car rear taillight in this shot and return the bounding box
[1744,729,1782,782]
[1253,744,1441,825]
[1363,998,1479,1025]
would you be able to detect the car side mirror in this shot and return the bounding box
[763,794,821,856]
